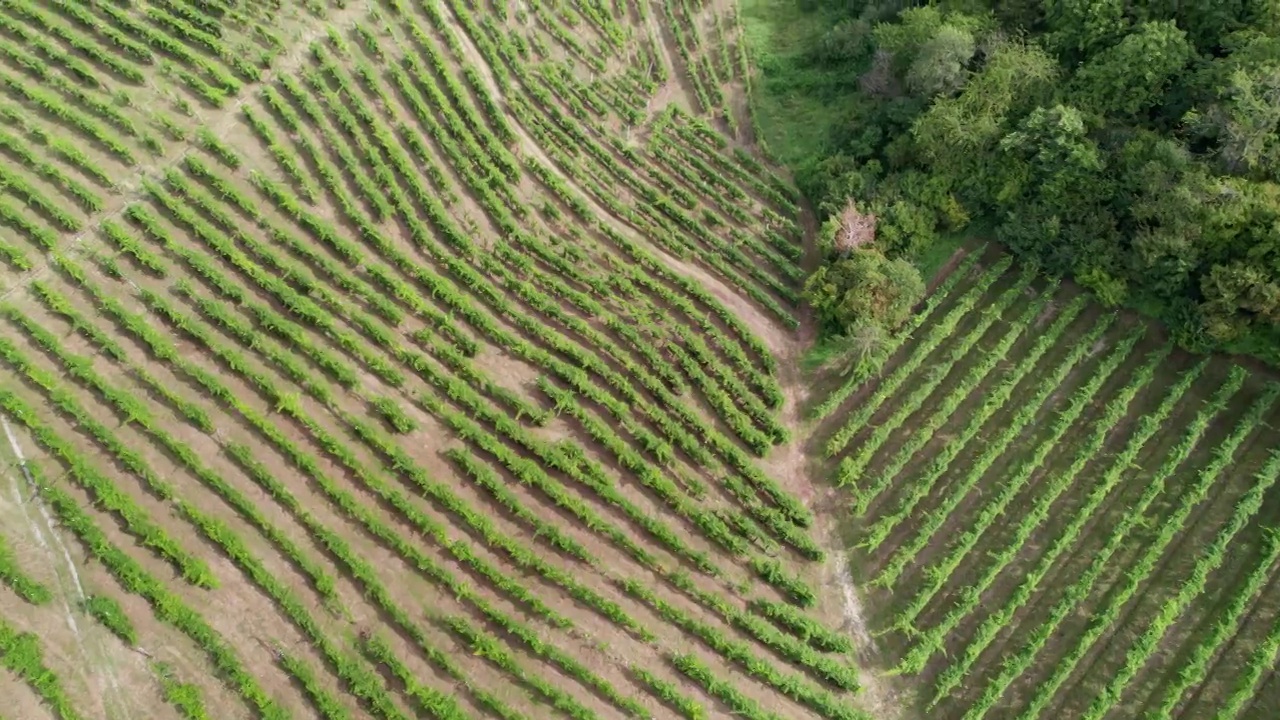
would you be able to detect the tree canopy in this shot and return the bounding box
[789,0,1280,359]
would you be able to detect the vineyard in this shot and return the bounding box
[0,0,850,719]
[2,1,1280,720]
[814,247,1280,719]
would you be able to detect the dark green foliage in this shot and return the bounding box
[805,246,925,335]
[764,0,1280,361]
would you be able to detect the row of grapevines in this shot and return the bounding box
[839,267,1043,508]
[443,448,594,562]
[889,343,1170,650]
[631,666,706,719]
[4,307,341,604]
[0,64,135,162]
[0,533,51,604]
[496,66,800,322]
[865,301,1107,583]
[337,26,747,527]
[0,161,82,232]
[264,50,773,520]
[750,598,853,654]
[277,16,808,586]
[327,58,808,525]
[59,274,565,720]
[83,594,135,646]
[1,0,149,81]
[1147,527,1280,718]
[92,1,242,96]
[1030,386,1280,720]
[668,652,785,720]
[667,342,779,455]
[657,0,718,113]
[825,254,1009,456]
[537,372,814,561]
[926,358,1211,699]
[38,2,154,64]
[55,263,572,631]
[142,4,261,82]
[29,281,213,432]
[671,324,788,441]
[752,556,818,608]
[441,614,599,720]
[668,572,859,691]
[353,636,466,720]
[346,406,648,636]
[392,19,519,179]
[419,385,694,579]
[153,661,214,720]
[0,28,73,96]
[466,591,651,718]
[0,328,423,719]
[532,379,755,561]
[14,463,289,719]
[1213,603,1280,720]
[135,285,609,633]
[0,617,83,720]
[239,106,321,203]
[1083,448,1280,719]
[870,318,1137,590]
[0,15,99,88]
[170,160,404,334]
[101,220,166,276]
[0,381,215,588]
[0,104,116,188]
[955,365,1250,717]
[138,183,407,386]
[665,108,799,211]
[525,147,779,375]
[621,578,863,720]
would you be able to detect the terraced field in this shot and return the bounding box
[815,250,1280,719]
[5,2,1280,720]
[0,2,854,720]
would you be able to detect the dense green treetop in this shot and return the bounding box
[787,0,1280,360]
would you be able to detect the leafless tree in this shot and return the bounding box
[834,201,877,255]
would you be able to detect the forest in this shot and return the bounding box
[771,0,1280,361]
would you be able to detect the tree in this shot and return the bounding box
[784,0,1280,361]
[1043,0,1130,61]
[1188,62,1280,179]
[825,320,893,379]
[832,201,877,254]
[998,104,1105,206]
[804,248,925,335]
[1200,261,1280,340]
[1070,21,1196,118]
[906,24,977,97]
[911,40,1058,163]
